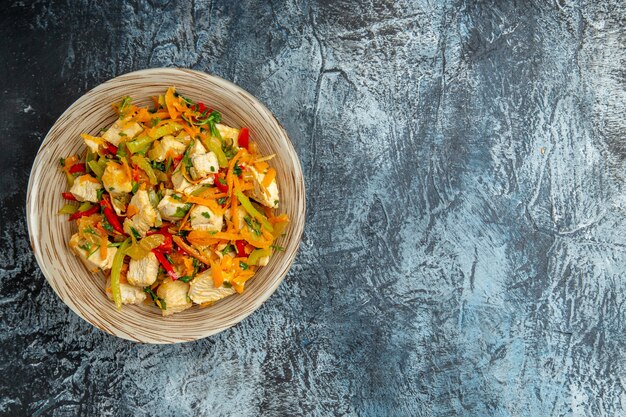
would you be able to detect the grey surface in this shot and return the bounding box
[1,0,625,416]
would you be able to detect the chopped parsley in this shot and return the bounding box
[179,275,194,283]
[221,244,234,255]
[150,117,161,127]
[201,212,211,219]
[217,197,227,206]
[144,287,166,310]
[218,177,227,186]
[210,166,215,172]
[59,157,65,167]
[96,188,105,201]
[233,163,242,176]
[270,245,285,252]
[101,218,114,233]
[129,226,141,240]
[222,142,237,159]
[172,203,192,218]
[116,96,133,118]
[131,182,139,193]
[78,242,92,252]
[273,200,279,206]
[151,160,165,172]
[83,226,98,235]
[171,194,182,201]
[116,144,127,158]
[239,261,249,270]
[223,281,232,288]
[244,216,261,236]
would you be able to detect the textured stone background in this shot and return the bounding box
[1,0,625,416]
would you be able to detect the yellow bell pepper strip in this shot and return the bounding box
[234,190,273,232]
[247,248,272,266]
[111,238,131,310]
[131,155,157,185]
[58,204,79,215]
[271,218,290,239]
[149,122,183,139]
[241,227,273,248]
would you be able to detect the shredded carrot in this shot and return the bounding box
[172,235,212,265]
[164,87,180,120]
[231,177,241,231]
[183,124,198,139]
[178,203,195,231]
[188,230,242,244]
[126,204,139,218]
[262,168,276,188]
[210,258,223,287]
[254,161,269,172]
[199,190,227,199]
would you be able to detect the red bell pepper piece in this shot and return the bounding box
[62,192,77,201]
[237,127,249,149]
[100,196,125,234]
[68,163,86,174]
[69,205,99,221]
[147,227,173,253]
[153,250,179,280]
[215,175,228,192]
[196,102,207,113]
[103,143,118,155]
[235,240,247,257]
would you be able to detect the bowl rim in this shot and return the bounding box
[26,67,306,343]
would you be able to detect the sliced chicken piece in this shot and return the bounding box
[123,190,157,238]
[127,251,159,287]
[156,278,192,316]
[68,233,116,272]
[189,205,223,232]
[69,174,102,203]
[188,270,235,304]
[102,119,143,146]
[247,166,279,208]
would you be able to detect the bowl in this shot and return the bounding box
[26,68,305,343]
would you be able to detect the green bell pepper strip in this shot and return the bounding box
[111,238,131,310]
[126,135,154,154]
[88,159,106,179]
[247,248,272,266]
[131,155,158,185]
[234,190,273,232]
[201,135,228,168]
[190,185,211,196]
[151,122,183,139]
[126,122,183,153]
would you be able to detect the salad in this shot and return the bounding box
[58,87,289,316]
